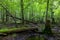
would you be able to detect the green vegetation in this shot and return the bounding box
[0,26,36,33]
[0,0,60,40]
[0,0,60,24]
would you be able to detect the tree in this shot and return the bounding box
[20,0,24,24]
[43,0,53,37]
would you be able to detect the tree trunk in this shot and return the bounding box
[21,0,24,24]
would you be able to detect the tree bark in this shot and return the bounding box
[21,0,24,24]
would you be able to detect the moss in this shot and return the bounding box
[0,26,37,33]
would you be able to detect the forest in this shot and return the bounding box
[0,0,60,40]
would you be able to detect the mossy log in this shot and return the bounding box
[0,27,38,36]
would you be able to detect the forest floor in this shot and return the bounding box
[0,23,60,40]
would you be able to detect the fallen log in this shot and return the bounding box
[0,27,38,36]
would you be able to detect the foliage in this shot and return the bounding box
[0,0,60,23]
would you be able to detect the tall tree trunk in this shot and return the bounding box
[46,0,49,21]
[21,0,24,24]
[44,0,53,37]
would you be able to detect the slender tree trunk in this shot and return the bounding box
[21,0,24,24]
[32,7,34,22]
[6,10,9,23]
[44,0,53,37]
[2,10,5,24]
[46,0,49,21]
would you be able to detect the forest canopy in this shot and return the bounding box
[0,0,60,23]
